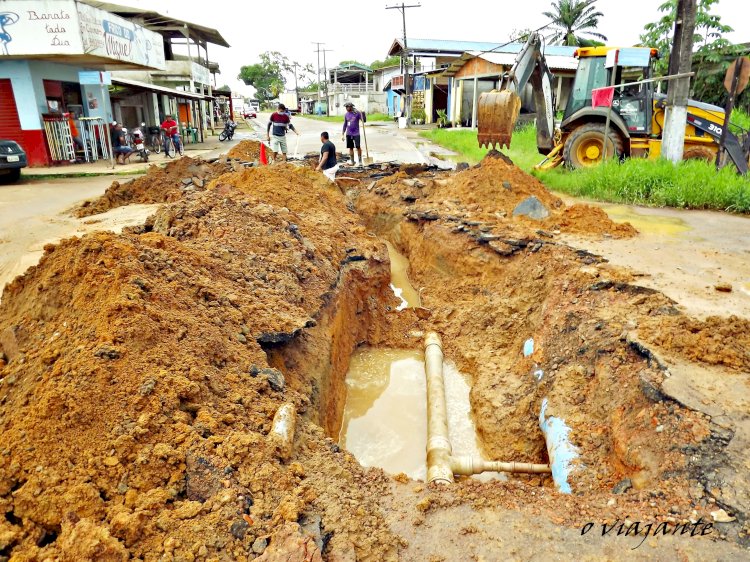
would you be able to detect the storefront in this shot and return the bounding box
[0,0,165,166]
[109,77,208,145]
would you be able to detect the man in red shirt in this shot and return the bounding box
[160,114,181,157]
[266,104,298,162]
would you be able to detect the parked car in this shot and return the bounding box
[0,140,27,183]
[242,109,257,119]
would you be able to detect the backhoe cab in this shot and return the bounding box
[477,38,748,173]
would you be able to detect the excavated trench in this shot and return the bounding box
[2,149,748,560]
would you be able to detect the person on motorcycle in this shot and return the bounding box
[160,114,181,157]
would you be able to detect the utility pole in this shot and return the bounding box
[386,2,421,127]
[661,0,697,163]
[322,48,333,116]
[312,42,324,115]
[291,62,300,113]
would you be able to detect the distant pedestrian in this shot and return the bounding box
[316,131,339,182]
[267,103,298,162]
[160,114,181,157]
[341,102,366,166]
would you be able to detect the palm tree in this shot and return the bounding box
[543,0,608,46]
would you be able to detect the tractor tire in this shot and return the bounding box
[682,146,715,163]
[564,123,625,169]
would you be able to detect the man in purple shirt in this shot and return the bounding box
[341,102,366,165]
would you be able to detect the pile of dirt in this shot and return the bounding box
[76,157,229,217]
[555,204,638,238]
[2,154,748,559]
[0,167,399,561]
[226,140,262,162]
[638,315,750,370]
[361,154,637,241]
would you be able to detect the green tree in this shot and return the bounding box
[337,60,370,68]
[543,0,607,46]
[640,0,746,109]
[370,55,402,70]
[508,28,533,43]
[238,52,313,103]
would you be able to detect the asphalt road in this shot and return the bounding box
[252,112,429,164]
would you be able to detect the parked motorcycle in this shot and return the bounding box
[129,123,150,162]
[219,119,237,141]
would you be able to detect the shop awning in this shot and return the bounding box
[111,77,207,100]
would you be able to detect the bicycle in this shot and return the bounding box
[164,131,184,158]
[146,126,162,154]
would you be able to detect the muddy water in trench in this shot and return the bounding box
[385,241,421,310]
[339,349,495,481]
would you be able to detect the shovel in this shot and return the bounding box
[361,118,373,166]
[292,134,300,160]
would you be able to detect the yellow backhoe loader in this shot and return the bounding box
[478,33,748,174]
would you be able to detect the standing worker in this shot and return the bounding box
[341,102,366,166]
[316,131,339,182]
[267,103,298,162]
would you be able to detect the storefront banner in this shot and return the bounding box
[0,0,83,56]
[76,3,165,70]
[191,61,209,85]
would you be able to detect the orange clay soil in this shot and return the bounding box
[226,140,262,162]
[638,314,750,371]
[0,166,400,561]
[76,157,230,218]
[1,157,749,560]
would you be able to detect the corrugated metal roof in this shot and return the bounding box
[389,38,577,58]
[442,49,578,77]
[80,0,230,48]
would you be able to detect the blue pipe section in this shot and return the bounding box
[538,398,580,494]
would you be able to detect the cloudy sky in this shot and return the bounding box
[122,0,746,96]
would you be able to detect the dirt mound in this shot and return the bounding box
[638,315,750,370]
[362,155,636,240]
[76,157,228,217]
[0,170,398,560]
[446,155,563,213]
[226,140,262,162]
[553,204,638,238]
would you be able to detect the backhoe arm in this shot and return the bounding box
[478,32,555,152]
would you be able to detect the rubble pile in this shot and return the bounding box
[76,157,230,218]
[226,140,262,162]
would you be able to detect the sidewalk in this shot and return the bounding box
[22,122,253,177]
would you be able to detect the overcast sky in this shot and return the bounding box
[124,0,746,96]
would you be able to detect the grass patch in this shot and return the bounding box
[304,112,392,123]
[545,158,750,212]
[419,125,542,170]
[731,107,750,135]
[421,125,750,212]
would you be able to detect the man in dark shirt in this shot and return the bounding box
[316,131,339,181]
[110,122,133,164]
[266,103,298,162]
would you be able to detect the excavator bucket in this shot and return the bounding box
[477,90,522,150]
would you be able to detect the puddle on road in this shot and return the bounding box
[601,205,691,236]
[385,241,421,310]
[339,348,499,481]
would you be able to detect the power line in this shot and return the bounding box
[386,3,421,126]
[312,42,333,116]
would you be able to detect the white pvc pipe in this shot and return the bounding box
[424,332,551,484]
[270,403,297,461]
